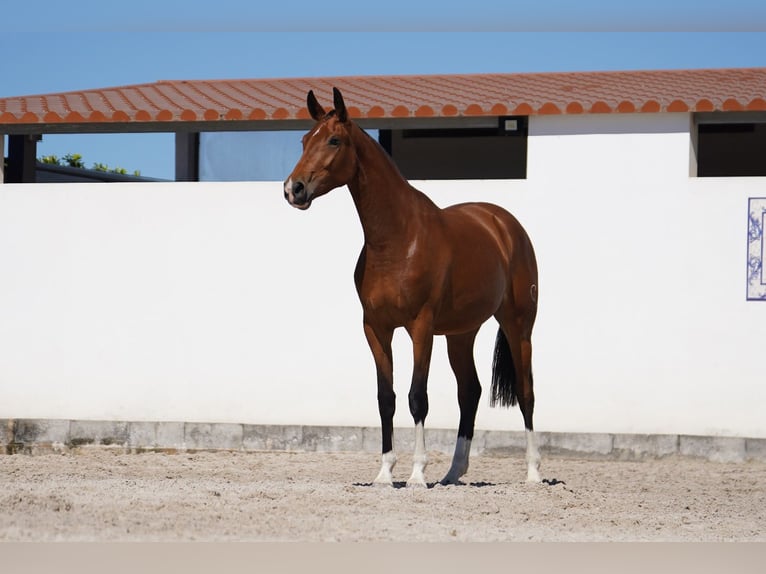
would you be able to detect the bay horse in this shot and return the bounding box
[284,88,540,486]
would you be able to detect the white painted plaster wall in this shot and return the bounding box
[1,113,764,438]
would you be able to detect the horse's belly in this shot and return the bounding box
[433,298,501,335]
[433,271,506,335]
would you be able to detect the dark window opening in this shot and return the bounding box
[379,117,527,180]
[697,122,766,177]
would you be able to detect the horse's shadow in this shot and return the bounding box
[352,478,566,489]
[352,481,489,489]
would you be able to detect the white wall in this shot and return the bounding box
[1,113,764,438]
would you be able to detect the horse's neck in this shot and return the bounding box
[347,126,436,249]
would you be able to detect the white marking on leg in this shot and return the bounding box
[525,429,542,483]
[441,436,471,485]
[373,450,397,487]
[406,422,428,488]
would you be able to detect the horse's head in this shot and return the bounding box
[284,88,357,210]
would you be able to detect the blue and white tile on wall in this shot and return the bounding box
[747,197,766,301]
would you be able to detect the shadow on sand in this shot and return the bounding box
[352,478,566,489]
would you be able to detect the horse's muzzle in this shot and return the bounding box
[284,178,312,210]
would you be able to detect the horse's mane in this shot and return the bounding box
[347,118,407,182]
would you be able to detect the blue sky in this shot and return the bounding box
[2,3,766,179]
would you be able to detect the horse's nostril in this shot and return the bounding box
[293,181,305,196]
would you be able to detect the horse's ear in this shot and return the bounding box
[333,87,348,123]
[307,90,326,121]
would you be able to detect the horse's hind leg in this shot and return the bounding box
[497,314,541,483]
[517,335,541,483]
[514,332,541,483]
[441,329,481,485]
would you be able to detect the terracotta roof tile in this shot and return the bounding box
[1,68,765,127]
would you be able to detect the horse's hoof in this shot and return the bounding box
[373,464,395,487]
[406,470,428,488]
[440,465,466,486]
[372,471,394,488]
[526,468,542,484]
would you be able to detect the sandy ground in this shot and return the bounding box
[1,449,764,542]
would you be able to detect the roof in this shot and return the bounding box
[2,68,765,129]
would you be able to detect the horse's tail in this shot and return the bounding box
[490,328,518,408]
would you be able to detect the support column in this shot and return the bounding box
[1,134,5,183]
[688,114,699,177]
[175,132,199,182]
[6,134,40,183]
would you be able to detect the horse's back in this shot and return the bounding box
[443,202,536,272]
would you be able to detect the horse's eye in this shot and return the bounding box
[328,136,340,147]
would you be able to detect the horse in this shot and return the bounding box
[284,88,540,487]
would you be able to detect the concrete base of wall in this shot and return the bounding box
[3,419,765,463]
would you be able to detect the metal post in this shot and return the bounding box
[175,132,200,182]
[6,134,40,183]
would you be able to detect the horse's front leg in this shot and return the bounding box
[405,316,435,488]
[363,321,397,487]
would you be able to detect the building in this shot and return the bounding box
[3,68,766,182]
[1,69,765,457]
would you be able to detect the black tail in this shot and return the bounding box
[490,328,517,408]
